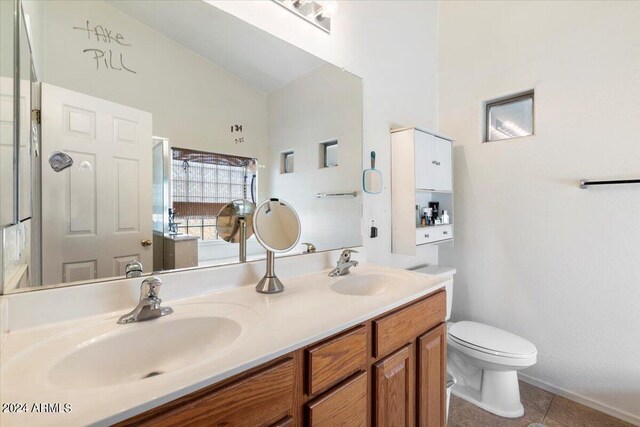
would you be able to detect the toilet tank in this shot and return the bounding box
[410,265,456,321]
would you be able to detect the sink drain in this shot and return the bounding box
[142,371,163,379]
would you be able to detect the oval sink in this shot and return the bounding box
[48,316,241,389]
[331,273,395,296]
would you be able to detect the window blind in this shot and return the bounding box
[171,147,254,218]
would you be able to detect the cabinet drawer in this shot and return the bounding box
[143,358,294,427]
[373,291,446,358]
[307,372,368,427]
[416,225,452,246]
[306,325,367,395]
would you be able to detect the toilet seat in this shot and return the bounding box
[448,321,536,359]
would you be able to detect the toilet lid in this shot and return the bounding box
[448,321,536,357]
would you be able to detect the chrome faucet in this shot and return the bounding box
[302,242,316,253]
[328,249,359,277]
[125,260,143,278]
[117,277,173,324]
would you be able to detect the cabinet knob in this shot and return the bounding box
[425,234,429,238]
[443,231,448,235]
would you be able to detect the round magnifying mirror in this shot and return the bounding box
[216,199,255,243]
[253,198,301,253]
[253,198,301,294]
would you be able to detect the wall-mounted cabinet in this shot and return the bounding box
[391,127,454,255]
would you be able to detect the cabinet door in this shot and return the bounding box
[414,130,435,190]
[417,324,447,427]
[373,344,415,427]
[433,137,452,192]
[307,372,367,427]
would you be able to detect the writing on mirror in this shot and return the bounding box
[72,20,136,74]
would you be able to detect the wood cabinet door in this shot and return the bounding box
[417,324,447,427]
[307,372,368,427]
[373,344,415,427]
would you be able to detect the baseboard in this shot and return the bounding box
[518,373,640,426]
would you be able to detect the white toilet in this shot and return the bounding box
[413,266,537,418]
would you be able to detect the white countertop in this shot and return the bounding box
[163,233,199,241]
[0,263,448,427]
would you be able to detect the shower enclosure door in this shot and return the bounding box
[40,83,153,285]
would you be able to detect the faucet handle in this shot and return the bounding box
[140,276,162,299]
[340,249,358,262]
[302,242,316,253]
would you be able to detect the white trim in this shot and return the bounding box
[518,373,640,426]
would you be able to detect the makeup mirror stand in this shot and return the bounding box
[252,198,301,294]
[216,200,256,264]
[239,218,247,263]
[255,251,284,294]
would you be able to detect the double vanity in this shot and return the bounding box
[0,253,450,426]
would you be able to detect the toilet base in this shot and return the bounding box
[450,370,524,418]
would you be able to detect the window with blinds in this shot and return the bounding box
[170,147,256,240]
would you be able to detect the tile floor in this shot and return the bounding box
[448,381,636,427]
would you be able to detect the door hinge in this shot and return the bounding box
[31,109,41,124]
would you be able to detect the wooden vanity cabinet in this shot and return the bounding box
[118,289,447,427]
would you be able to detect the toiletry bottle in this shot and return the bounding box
[416,205,421,226]
[421,215,427,226]
[442,210,450,224]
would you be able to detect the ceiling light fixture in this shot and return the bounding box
[272,0,336,33]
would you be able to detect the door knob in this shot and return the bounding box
[141,238,152,247]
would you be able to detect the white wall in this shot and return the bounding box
[267,64,362,251]
[209,0,441,268]
[22,0,45,80]
[41,0,269,183]
[438,1,640,423]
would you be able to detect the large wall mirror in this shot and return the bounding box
[1,0,363,294]
[1,0,37,294]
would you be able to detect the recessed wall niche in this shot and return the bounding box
[319,140,338,168]
[281,151,294,174]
